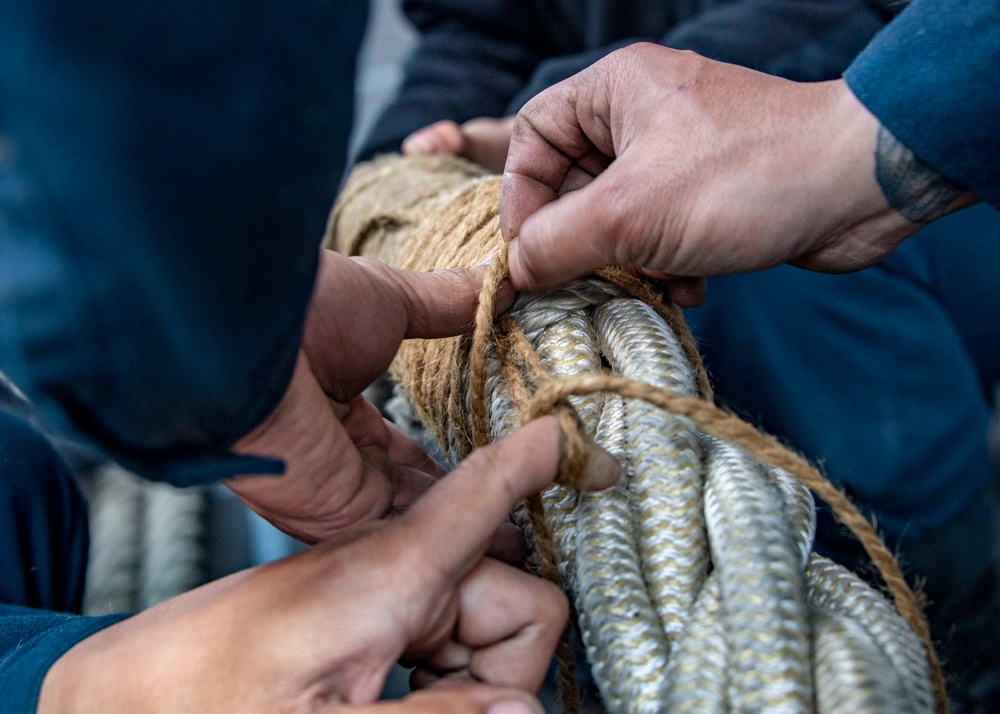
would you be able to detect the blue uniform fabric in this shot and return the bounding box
[0,606,128,713]
[0,409,128,712]
[0,410,89,613]
[844,0,1000,208]
[360,0,888,160]
[0,1,367,708]
[0,0,367,486]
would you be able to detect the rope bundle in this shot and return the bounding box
[329,155,946,713]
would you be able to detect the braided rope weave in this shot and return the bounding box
[329,155,945,714]
[82,464,206,615]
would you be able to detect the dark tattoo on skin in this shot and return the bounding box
[875,126,965,224]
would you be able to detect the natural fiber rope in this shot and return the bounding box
[328,155,946,713]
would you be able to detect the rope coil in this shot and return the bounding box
[329,155,946,713]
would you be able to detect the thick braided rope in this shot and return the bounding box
[82,465,206,615]
[328,155,946,713]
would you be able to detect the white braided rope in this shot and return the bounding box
[83,463,144,615]
[83,465,206,614]
[433,278,933,714]
[139,481,206,609]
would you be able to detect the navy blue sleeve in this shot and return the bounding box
[0,408,124,712]
[661,0,885,79]
[0,1,367,486]
[357,0,561,160]
[0,605,128,713]
[844,0,1000,208]
[508,0,886,112]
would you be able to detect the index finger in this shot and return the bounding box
[398,417,561,580]
[499,79,597,242]
[398,417,619,582]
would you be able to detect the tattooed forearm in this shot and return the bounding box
[875,125,965,224]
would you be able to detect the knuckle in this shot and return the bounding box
[596,170,670,269]
[392,520,450,589]
[459,440,526,505]
[439,266,480,299]
[609,42,660,77]
[458,443,508,486]
[592,183,633,252]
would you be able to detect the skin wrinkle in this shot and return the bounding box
[518,103,582,175]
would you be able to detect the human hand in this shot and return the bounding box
[226,249,514,544]
[403,117,515,174]
[39,418,620,714]
[499,44,975,300]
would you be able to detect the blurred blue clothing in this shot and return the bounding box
[845,0,1000,207]
[0,409,128,713]
[360,0,888,159]
[0,0,367,486]
[0,1,367,709]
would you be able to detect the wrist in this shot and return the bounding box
[828,78,978,227]
[824,81,903,228]
[795,80,920,270]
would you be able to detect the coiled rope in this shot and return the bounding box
[329,154,946,714]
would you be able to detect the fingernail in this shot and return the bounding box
[402,134,435,155]
[487,698,544,714]
[493,278,515,314]
[637,266,671,280]
[581,439,622,491]
[506,239,524,287]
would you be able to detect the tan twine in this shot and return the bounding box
[328,154,947,714]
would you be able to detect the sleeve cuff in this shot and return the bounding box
[0,608,129,714]
[114,451,286,489]
[843,0,1000,208]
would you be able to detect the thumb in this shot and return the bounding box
[377,263,515,340]
[396,416,620,584]
[341,686,544,714]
